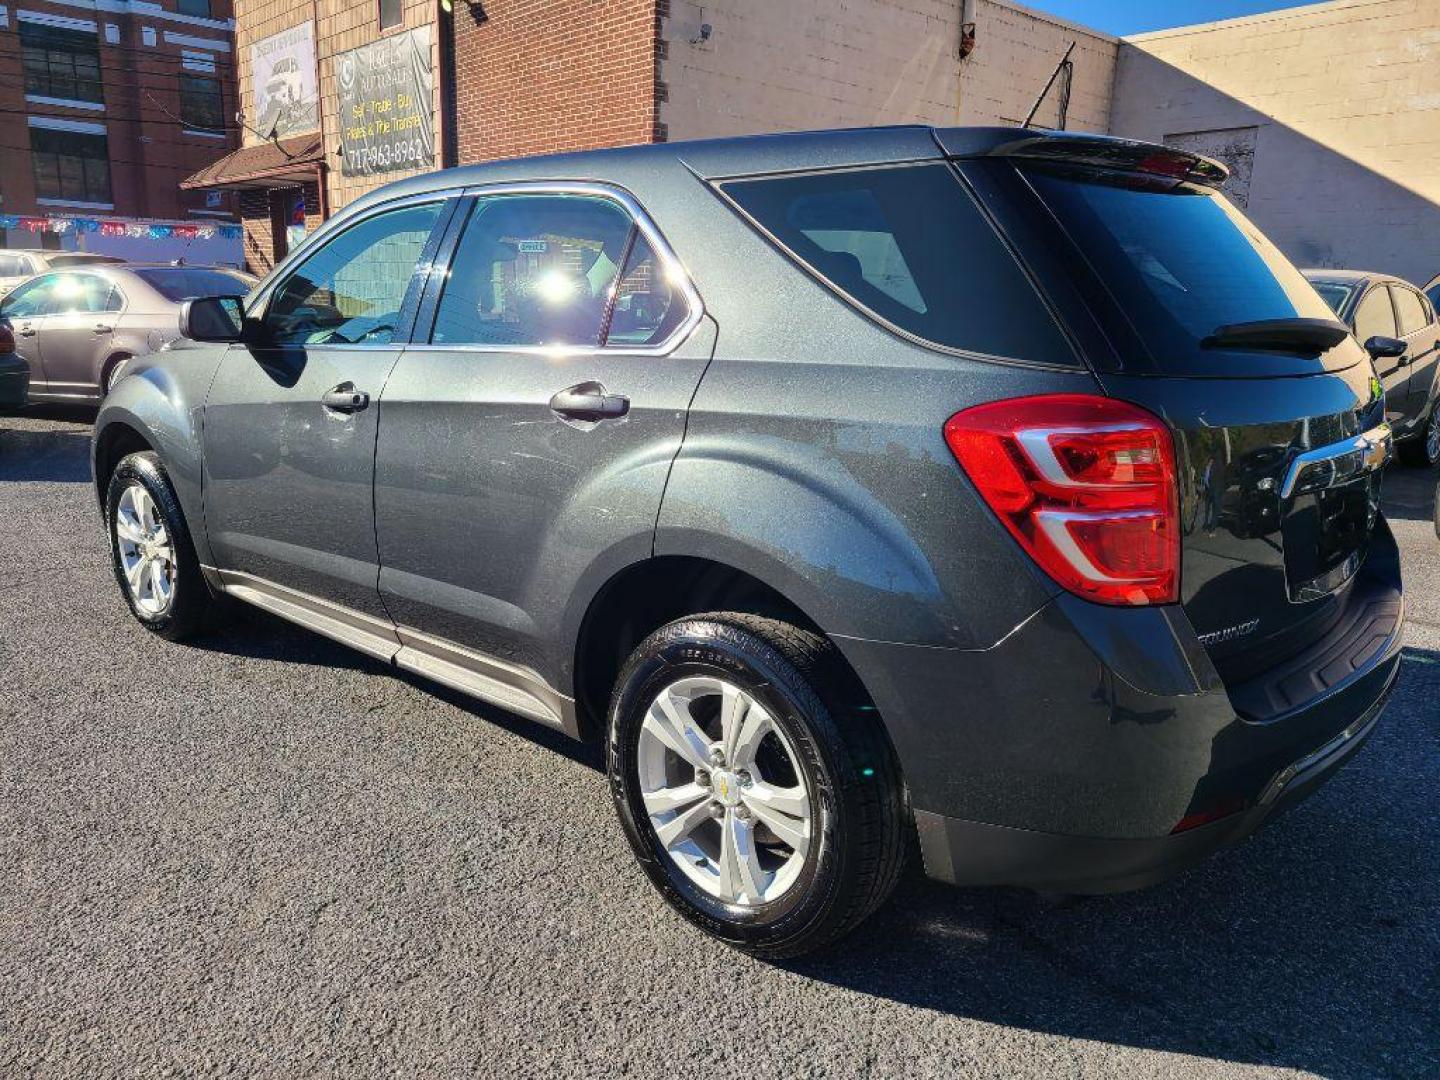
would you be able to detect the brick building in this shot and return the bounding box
[195,0,1438,284]
[0,0,241,262]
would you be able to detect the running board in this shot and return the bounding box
[209,568,580,737]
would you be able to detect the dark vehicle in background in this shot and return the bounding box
[2,265,255,403]
[0,250,126,299]
[1304,269,1440,467]
[93,127,1403,957]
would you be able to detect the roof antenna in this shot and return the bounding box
[1023,40,1076,130]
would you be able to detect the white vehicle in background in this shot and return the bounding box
[0,250,125,299]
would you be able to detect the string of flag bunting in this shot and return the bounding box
[0,214,243,242]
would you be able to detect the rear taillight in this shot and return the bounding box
[0,323,14,353]
[944,394,1180,606]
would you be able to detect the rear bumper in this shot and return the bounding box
[0,358,28,409]
[835,517,1405,893]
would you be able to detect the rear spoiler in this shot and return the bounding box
[935,129,1229,189]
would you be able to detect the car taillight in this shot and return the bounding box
[944,394,1180,606]
[0,323,14,353]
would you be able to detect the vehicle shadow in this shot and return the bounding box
[0,425,93,483]
[1381,464,1438,524]
[786,646,1440,1078]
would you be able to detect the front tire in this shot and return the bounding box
[1398,406,1440,468]
[608,613,905,958]
[106,451,213,641]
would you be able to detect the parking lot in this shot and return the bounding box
[1,406,1436,1079]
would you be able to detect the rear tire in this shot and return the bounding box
[608,612,905,959]
[106,451,215,641]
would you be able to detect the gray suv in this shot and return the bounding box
[93,127,1404,957]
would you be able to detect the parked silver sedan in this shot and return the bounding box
[0,265,254,403]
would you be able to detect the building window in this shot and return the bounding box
[180,74,225,131]
[177,0,213,16]
[30,128,112,204]
[20,22,103,104]
[379,0,403,29]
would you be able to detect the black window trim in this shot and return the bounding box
[406,180,704,357]
[1389,281,1431,338]
[712,159,1082,371]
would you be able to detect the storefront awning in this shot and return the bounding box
[181,134,325,191]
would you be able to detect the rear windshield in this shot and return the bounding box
[133,268,251,302]
[1023,166,1343,373]
[720,163,1076,366]
[47,254,123,268]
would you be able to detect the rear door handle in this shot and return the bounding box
[550,381,629,422]
[321,383,370,413]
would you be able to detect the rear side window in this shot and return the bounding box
[1353,288,1395,341]
[1392,285,1429,336]
[720,163,1075,365]
[1024,166,1340,372]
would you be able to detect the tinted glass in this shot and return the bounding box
[1,276,56,318]
[1309,282,1354,315]
[432,195,631,347]
[47,254,122,268]
[1025,167,1337,370]
[723,163,1074,364]
[266,201,443,346]
[1427,280,1440,312]
[1353,288,1396,341]
[48,273,116,314]
[1392,285,1429,336]
[605,235,688,347]
[134,268,250,302]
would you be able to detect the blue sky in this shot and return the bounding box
[1027,0,1320,35]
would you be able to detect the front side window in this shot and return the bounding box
[1392,285,1429,337]
[264,201,444,346]
[721,163,1075,364]
[30,128,111,204]
[20,23,103,103]
[431,195,633,347]
[1353,288,1396,342]
[1,275,58,319]
[47,273,118,314]
[180,75,225,132]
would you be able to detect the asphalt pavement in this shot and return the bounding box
[1,407,1437,1079]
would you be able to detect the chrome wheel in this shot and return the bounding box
[638,676,813,906]
[1426,411,1440,466]
[114,482,175,616]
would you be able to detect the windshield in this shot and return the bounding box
[1024,165,1346,374]
[133,268,252,302]
[1308,281,1357,315]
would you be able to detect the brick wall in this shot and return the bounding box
[1111,0,1440,284]
[450,0,662,165]
[659,0,1116,140]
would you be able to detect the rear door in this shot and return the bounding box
[969,155,1389,687]
[372,185,710,710]
[35,271,122,398]
[1390,283,1439,422]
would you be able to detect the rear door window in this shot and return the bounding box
[1392,285,1429,336]
[1353,287,1396,341]
[720,163,1076,365]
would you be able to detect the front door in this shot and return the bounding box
[373,188,711,703]
[36,271,123,399]
[1352,284,1407,426]
[0,274,58,395]
[202,195,454,620]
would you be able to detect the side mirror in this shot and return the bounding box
[1363,334,1407,360]
[180,295,248,343]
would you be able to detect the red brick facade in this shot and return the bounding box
[451,0,665,165]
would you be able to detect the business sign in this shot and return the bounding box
[250,23,319,140]
[338,26,434,177]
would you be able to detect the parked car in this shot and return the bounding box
[0,250,125,299]
[1,264,255,403]
[0,324,28,411]
[1304,269,1440,467]
[93,127,1403,957]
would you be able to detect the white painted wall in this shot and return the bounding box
[1111,0,1440,284]
[660,0,1117,139]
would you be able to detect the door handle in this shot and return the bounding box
[16,325,34,337]
[321,383,370,413]
[94,323,113,334]
[550,381,629,422]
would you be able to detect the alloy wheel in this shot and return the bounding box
[637,675,813,906]
[1426,410,1440,467]
[114,482,176,616]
